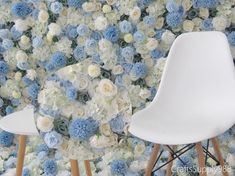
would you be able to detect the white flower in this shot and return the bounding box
[16,50,28,63]
[100,123,112,136]
[82,2,99,12]
[38,10,49,23]
[139,88,151,99]
[102,4,112,13]
[98,79,117,97]
[146,38,158,50]
[130,6,141,21]
[98,39,112,52]
[94,16,108,30]
[90,134,118,148]
[162,30,176,44]
[20,35,30,46]
[14,19,29,32]
[212,16,227,31]
[88,64,101,78]
[134,142,146,157]
[26,69,37,80]
[48,23,61,36]
[199,8,209,19]
[183,20,195,32]
[112,65,123,75]
[226,153,235,167]
[36,115,54,132]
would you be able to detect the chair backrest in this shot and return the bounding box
[153,32,235,117]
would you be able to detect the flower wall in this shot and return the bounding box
[0,0,235,175]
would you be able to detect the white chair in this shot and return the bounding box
[0,106,93,176]
[129,31,235,176]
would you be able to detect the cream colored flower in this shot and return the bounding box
[139,88,151,99]
[48,23,61,36]
[212,16,227,31]
[199,8,209,19]
[183,20,195,32]
[14,19,29,32]
[20,35,30,45]
[102,4,112,13]
[88,64,101,78]
[162,30,175,44]
[26,69,37,80]
[94,16,108,30]
[38,10,49,23]
[112,65,123,75]
[134,142,146,157]
[146,38,158,50]
[100,123,112,136]
[130,6,141,21]
[99,39,112,52]
[98,79,117,97]
[124,33,134,43]
[36,115,54,132]
[16,50,28,63]
[89,134,118,148]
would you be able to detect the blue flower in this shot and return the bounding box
[166,12,183,28]
[121,46,135,58]
[22,168,30,176]
[0,131,14,147]
[119,20,132,33]
[90,31,102,41]
[67,0,85,8]
[66,87,77,100]
[5,105,13,114]
[2,39,14,50]
[131,62,148,79]
[109,116,125,133]
[0,29,10,39]
[44,131,62,148]
[0,75,6,85]
[150,49,164,60]
[65,25,78,39]
[10,27,23,40]
[85,39,97,49]
[166,0,180,12]
[0,61,9,75]
[134,31,145,43]
[51,51,67,68]
[32,36,43,48]
[143,16,156,27]
[175,155,195,168]
[91,53,103,64]
[69,118,98,141]
[201,18,213,31]
[22,76,36,86]
[0,98,3,107]
[148,87,157,101]
[43,159,57,175]
[122,63,133,73]
[73,46,86,61]
[104,26,120,42]
[17,62,29,70]
[110,160,127,175]
[36,144,49,155]
[11,2,32,17]
[77,24,89,36]
[228,32,235,46]
[27,83,40,99]
[193,0,219,8]
[50,2,63,14]
[138,0,152,9]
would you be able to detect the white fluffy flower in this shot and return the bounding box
[183,20,195,32]
[82,2,99,12]
[26,69,37,80]
[99,123,112,136]
[94,16,108,30]
[146,38,158,50]
[112,65,123,75]
[212,16,227,31]
[134,142,146,157]
[36,115,54,132]
[130,6,141,20]
[162,30,176,44]
[48,23,61,36]
[38,10,49,23]
[199,8,209,19]
[98,39,112,52]
[90,134,118,148]
[88,64,101,78]
[98,79,117,97]
[139,88,151,99]
[16,50,28,63]
[14,19,29,32]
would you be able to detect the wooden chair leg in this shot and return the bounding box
[84,160,92,176]
[145,144,161,176]
[211,138,229,176]
[70,159,80,176]
[195,142,207,176]
[166,146,175,176]
[16,135,27,176]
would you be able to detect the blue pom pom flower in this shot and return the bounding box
[104,26,120,42]
[51,51,67,68]
[43,159,57,175]
[131,62,148,79]
[166,12,184,28]
[0,61,9,75]
[11,2,32,17]
[0,131,14,147]
[110,160,128,175]
[228,32,235,46]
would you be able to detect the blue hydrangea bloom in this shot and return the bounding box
[11,2,32,17]
[43,159,57,175]
[143,16,156,27]
[110,160,127,175]
[65,25,78,39]
[104,26,120,42]
[90,31,102,41]
[166,0,180,12]
[2,39,14,50]
[10,27,23,40]
[44,131,62,148]
[27,83,40,99]
[50,2,63,14]
[149,87,157,101]
[119,20,132,33]
[166,12,183,28]
[122,63,133,73]
[133,31,145,43]
[66,87,77,100]
[0,131,14,147]
[91,53,103,64]
[138,0,152,9]
[0,61,9,75]
[0,29,10,39]
[193,0,219,8]
[150,49,164,60]
[69,118,98,141]
[32,36,43,48]
[77,24,89,36]
[73,46,86,61]
[121,46,135,58]
[175,155,195,168]
[22,168,30,176]
[228,32,235,46]
[201,18,213,31]
[109,116,125,133]
[0,75,6,85]
[0,98,3,107]
[36,144,49,154]
[67,0,85,8]
[51,51,67,68]
[5,105,13,114]
[85,39,97,49]
[45,63,55,71]
[131,62,148,79]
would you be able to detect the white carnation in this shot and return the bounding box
[94,16,108,30]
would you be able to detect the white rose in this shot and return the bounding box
[182,0,192,11]
[48,23,61,36]
[14,19,29,32]
[99,123,112,136]
[134,143,146,157]
[82,2,97,12]
[199,8,209,19]
[112,65,123,75]
[155,17,164,29]
[38,10,49,23]
[212,16,227,31]
[20,35,30,45]
[73,75,89,90]
[98,39,112,52]
[183,20,195,32]
[90,134,118,148]
[139,88,151,99]
[36,115,54,132]
[26,69,37,80]
[88,64,101,78]
[16,50,28,63]
[162,30,175,44]
[130,6,141,21]
[146,38,158,50]
[98,79,117,97]
[94,16,108,30]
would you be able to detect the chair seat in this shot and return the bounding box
[129,103,235,145]
[0,106,39,136]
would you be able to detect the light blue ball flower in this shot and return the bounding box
[175,155,195,168]
[91,53,103,64]
[121,46,134,58]
[201,18,213,31]
[91,31,102,41]
[22,168,30,176]
[11,2,32,17]
[27,83,40,99]
[50,1,63,14]
[51,51,67,68]
[0,75,6,85]
[131,62,148,79]
[228,32,235,46]
[193,0,219,8]
[73,46,86,61]
[17,62,29,70]
[65,25,78,39]
[166,12,183,28]
[138,0,152,9]
[2,39,14,50]
[43,159,57,176]
[104,26,120,42]
[0,29,10,39]
[5,105,13,114]
[143,16,156,27]
[166,0,180,12]
[32,36,43,48]
[67,0,85,8]
[109,116,125,133]
[110,160,128,175]
[44,131,62,149]
[10,27,23,40]
[150,49,164,60]
[0,131,14,147]
[69,118,98,141]
[66,87,77,100]
[85,39,97,49]
[119,20,132,33]
[77,24,89,36]
[134,31,145,43]
[0,61,9,75]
